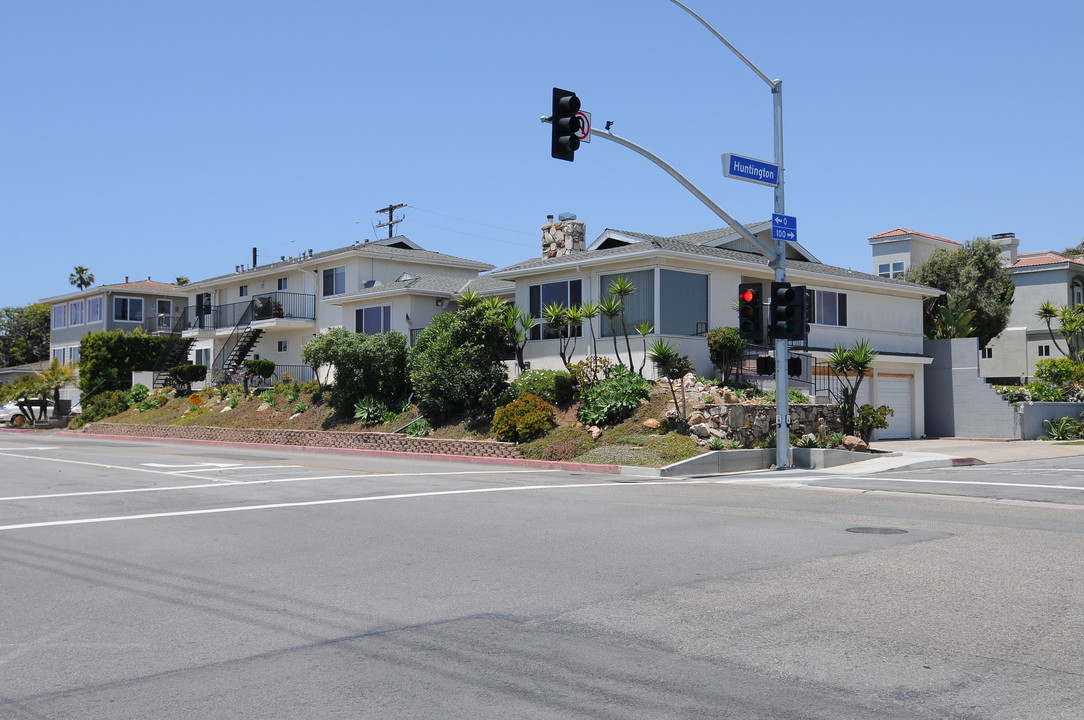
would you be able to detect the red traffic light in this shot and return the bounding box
[739,288,755,303]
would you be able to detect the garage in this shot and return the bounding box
[876,376,913,439]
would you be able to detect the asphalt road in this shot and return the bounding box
[1,433,1081,719]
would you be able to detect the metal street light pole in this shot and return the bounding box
[668,0,791,469]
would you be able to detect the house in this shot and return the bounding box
[489,216,941,439]
[40,277,187,367]
[869,227,1077,382]
[175,237,503,386]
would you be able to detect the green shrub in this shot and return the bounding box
[519,424,594,461]
[126,384,150,406]
[855,403,894,443]
[354,396,389,425]
[79,390,131,423]
[577,366,651,426]
[507,369,574,405]
[79,329,168,396]
[405,418,431,437]
[1034,358,1084,386]
[492,393,557,443]
[705,327,746,385]
[567,356,614,391]
[304,328,410,416]
[760,388,812,404]
[1043,416,1084,441]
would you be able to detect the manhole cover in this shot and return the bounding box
[845,526,908,535]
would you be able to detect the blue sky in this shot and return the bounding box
[3,0,1082,308]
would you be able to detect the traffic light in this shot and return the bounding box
[769,282,809,341]
[737,282,764,343]
[787,356,803,377]
[756,355,775,375]
[551,88,581,162]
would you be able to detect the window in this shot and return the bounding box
[195,348,211,367]
[113,297,144,322]
[277,277,288,291]
[808,290,847,327]
[528,279,583,340]
[877,262,906,279]
[659,270,708,335]
[69,346,80,363]
[980,347,993,359]
[69,300,84,326]
[87,296,103,323]
[277,340,288,352]
[1038,345,1051,357]
[1073,280,1084,307]
[52,347,65,363]
[600,271,653,337]
[239,285,249,298]
[323,266,346,296]
[356,305,392,335]
[52,304,66,328]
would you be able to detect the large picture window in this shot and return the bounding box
[113,297,144,322]
[528,279,582,340]
[356,306,392,335]
[600,270,654,337]
[659,270,708,336]
[809,290,847,327]
[323,267,346,296]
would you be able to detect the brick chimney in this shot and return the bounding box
[541,213,586,258]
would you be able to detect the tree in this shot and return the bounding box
[825,340,877,436]
[929,294,977,339]
[0,303,50,366]
[597,295,626,368]
[302,328,409,415]
[607,276,637,372]
[705,327,747,386]
[69,266,95,291]
[175,276,190,286]
[407,303,508,420]
[1036,301,1084,362]
[78,329,168,397]
[903,237,1014,347]
[648,339,693,429]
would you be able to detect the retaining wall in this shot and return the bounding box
[82,423,524,459]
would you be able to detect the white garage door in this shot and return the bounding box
[877,377,913,439]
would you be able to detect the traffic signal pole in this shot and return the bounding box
[668,0,791,469]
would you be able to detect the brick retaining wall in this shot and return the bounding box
[83,423,524,459]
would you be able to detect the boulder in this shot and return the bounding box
[642,418,662,429]
[842,435,869,452]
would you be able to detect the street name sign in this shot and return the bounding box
[772,213,797,241]
[722,153,780,187]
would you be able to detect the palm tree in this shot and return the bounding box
[608,276,637,371]
[634,320,654,377]
[578,300,600,356]
[455,289,483,310]
[542,302,580,370]
[69,266,94,291]
[175,276,190,287]
[502,305,536,373]
[598,295,626,368]
[648,339,693,429]
[825,340,878,435]
[1036,301,1078,361]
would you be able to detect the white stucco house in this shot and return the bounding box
[175,237,508,386]
[491,217,941,439]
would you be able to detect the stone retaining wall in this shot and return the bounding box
[83,423,524,459]
[686,403,845,446]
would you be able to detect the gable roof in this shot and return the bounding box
[491,231,938,295]
[868,227,961,246]
[589,223,821,263]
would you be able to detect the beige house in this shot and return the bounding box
[489,217,940,439]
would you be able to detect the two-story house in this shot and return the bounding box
[41,277,187,367]
[868,227,1079,383]
[490,217,940,439]
[176,237,504,385]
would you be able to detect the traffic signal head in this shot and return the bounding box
[756,355,775,375]
[551,88,581,162]
[737,282,764,343]
[769,282,809,341]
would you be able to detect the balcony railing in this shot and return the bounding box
[184,292,316,331]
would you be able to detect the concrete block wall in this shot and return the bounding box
[83,423,524,459]
[924,338,1016,438]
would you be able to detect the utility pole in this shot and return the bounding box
[374,203,406,239]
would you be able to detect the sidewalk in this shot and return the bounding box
[828,437,1084,475]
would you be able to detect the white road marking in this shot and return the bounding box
[0,479,704,532]
[0,446,60,451]
[0,469,564,502]
[141,462,245,468]
[819,476,1084,491]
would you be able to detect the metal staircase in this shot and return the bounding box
[210,302,263,386]
[152,309,196,388]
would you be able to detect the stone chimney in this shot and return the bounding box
[541,213,586,258]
